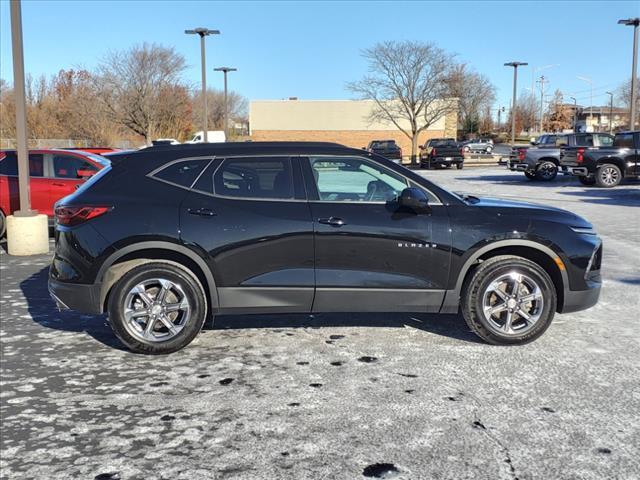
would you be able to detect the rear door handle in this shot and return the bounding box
[187,207,216,217]
[318,217,346,227]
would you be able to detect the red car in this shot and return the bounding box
[0,149,109,236]
[62,147,119,155]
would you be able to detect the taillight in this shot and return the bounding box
[518,149,526,161]
[55,205,111,226]
[432,147,437,156]
[577,148,585,163]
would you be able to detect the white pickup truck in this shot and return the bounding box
[187,131,226,143]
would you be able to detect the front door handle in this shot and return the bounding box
[187,207,216,217]
[318,217,346,227]
[52,183,65,187]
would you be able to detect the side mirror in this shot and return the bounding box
[77,169,94,178]
[398,187,430,213]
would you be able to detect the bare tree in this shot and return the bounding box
[616,77,639,111]
[96,43,190,142]
[191,88,248,133]
[348,41,456,164]
[445,63,496,136]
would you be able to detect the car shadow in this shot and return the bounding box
[19,267,126,350]
[20,267,481,348]
[456,173,577,187]
[558,187,640,207]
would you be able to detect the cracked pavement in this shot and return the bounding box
[1,166,639,479]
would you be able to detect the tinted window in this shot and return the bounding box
[213,157,293,199]
[53,155,98,179]
[574,134,594,147]
[309,156,407,202]
[0,152,44,176]
[153,158,210,187]
[613,133,634,148]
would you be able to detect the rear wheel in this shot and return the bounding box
[462,255,557,345]
[595,164,622,188]
[578,175,596,186]
[536,161,558,181]
[107,262,208,354]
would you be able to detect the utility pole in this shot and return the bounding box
[214,67,237,140]
[185,27,220,143]
[570,96,577,132]
[606,91,614,134]
[577,76,593,131]
[618,18,639,129]
[537,75,548,133]
[504,61,528,146]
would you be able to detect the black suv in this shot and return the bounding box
[49,142,602,354]
[366,140,402,162]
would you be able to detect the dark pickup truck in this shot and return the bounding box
[366,140,402,163]
[419,138,464,169]
[560,131,640,187]
[510,133,614,181]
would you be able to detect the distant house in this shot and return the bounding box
[249,99,458,153]
[575,106,631,133]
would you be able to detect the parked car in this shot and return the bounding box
[63,147,120,155]
[510,133,614,181]
[186,131,226,143]
[462,138,494,154]
[420,138,464,169]
[365,140,402,162]
[0,149,109,236]
[560,131,640,187]
[49,141,601,354]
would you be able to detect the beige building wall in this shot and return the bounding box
[249,99,458,154]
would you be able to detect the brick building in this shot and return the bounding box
[249,99,458,155]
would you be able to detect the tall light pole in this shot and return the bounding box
[537,75,549,133]
[504,61,528,146]
[214,67,237,140]
[605,91,614,134]
[577,76,593,131]
[185,27,220,143]
[570,96,577,131]
[618,18,639,129]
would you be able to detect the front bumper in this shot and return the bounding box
[48,275,102,315]
[560,280,601,313]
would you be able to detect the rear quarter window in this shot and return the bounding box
[151,158,211,188]
[613,134,634,148]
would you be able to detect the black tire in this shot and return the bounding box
[107,262,208,354]
[0,210,5,238]
[524,171,537,180]
[535,161,558,181]
[595,164,622,188]
[462,255,557,345]
[456,163,464,170]
[578,175,596,186]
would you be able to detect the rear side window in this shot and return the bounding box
[213,157,293,200]
[613,134,634,148]
[596,134,614,147]
[152,158,210,188]
[0,152,44,176]
[574,135,594,147]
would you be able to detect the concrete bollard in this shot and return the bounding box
[6,214,49,256]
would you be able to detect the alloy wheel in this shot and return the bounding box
[122,278,191,342]
[599,166,619,187]
[537,162,557,180]
[482,271,544,336]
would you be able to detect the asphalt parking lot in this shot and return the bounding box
[1,166,639,480]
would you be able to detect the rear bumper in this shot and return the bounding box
[48,275,102,315]
[570,167,589,176]
[422,157,464,167]
[560,280,601,314]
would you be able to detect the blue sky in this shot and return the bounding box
[1,0,637,113]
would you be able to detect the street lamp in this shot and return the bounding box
[570,96,577,132]
[214,67,237,140]
[618,18,639,129]
[605,91,614,134]
[185,27,220,143]
[504,61,528,146]
[577,76,593,131]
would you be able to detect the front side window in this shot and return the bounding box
[53,155,98,179]
[213,157,293,200]
[574,134,594,147]
[309,156,408,203]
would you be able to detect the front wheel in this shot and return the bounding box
[486,146,493,154]
[524,171,537,180]
[578,175,596,186]
[107,262,208,354]
[462,255,557,345]
[595,164,622,188]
